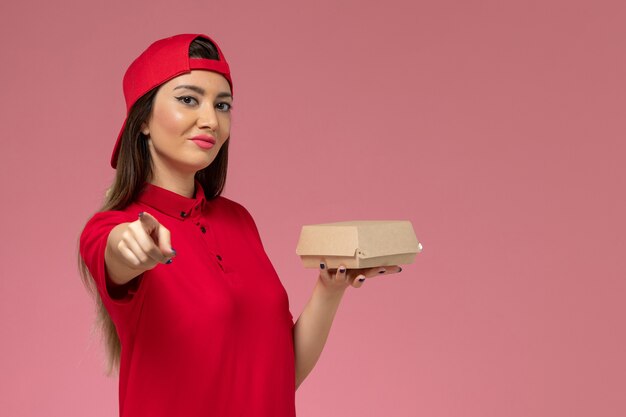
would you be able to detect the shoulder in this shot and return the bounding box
[209,196,261,234]
[210,196,254,220]
[82,209,137,231]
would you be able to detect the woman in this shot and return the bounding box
[78,33,401,417]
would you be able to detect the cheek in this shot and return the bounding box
[152,104,186,135]
[219,114,232,134]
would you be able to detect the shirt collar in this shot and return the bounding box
[137,179,207,220]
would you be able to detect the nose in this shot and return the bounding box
[197,104,219,132]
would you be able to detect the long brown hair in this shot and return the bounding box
[77,37,229,374]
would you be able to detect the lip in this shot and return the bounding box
[190,135,216,144]
[189,135,216,150]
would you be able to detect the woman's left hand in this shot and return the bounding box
[317,260,403,293]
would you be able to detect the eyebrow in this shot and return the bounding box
[173,84,232,99]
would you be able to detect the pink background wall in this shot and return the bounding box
[1,0,625,416]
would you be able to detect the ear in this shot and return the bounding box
[140,121,149,136]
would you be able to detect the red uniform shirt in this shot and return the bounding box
[80,180,296,416]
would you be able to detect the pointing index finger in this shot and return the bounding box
[138,211,175,260]
[138,211,159,233]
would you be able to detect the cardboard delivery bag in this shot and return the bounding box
[296,220,423,269]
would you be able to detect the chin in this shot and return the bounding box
[190,156,218,172]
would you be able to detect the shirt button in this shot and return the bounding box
[216,255,222,261]
[200,226,206,233]
[180,211,187,218]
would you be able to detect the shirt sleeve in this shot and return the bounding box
[79,210,143,309]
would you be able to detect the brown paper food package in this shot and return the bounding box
[295,220,423,269]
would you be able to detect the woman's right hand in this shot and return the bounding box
[105,211,176,285]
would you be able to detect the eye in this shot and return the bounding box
[175,96,198,106]
[216,102,233,112]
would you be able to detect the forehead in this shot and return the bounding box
[160,70,231,95]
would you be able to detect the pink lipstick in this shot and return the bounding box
[190,135,216,150]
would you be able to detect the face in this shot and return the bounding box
[141,70,233,177]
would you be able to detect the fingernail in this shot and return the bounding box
[320,263,325,270]
[358,277,365,282]
[171,248,176,256]
[165,259,173,264]
[339,267,346,273]
[398,267,403,273]
[138,212,144,218]
[379,269,386,274]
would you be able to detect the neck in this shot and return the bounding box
[149,169,196,198]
